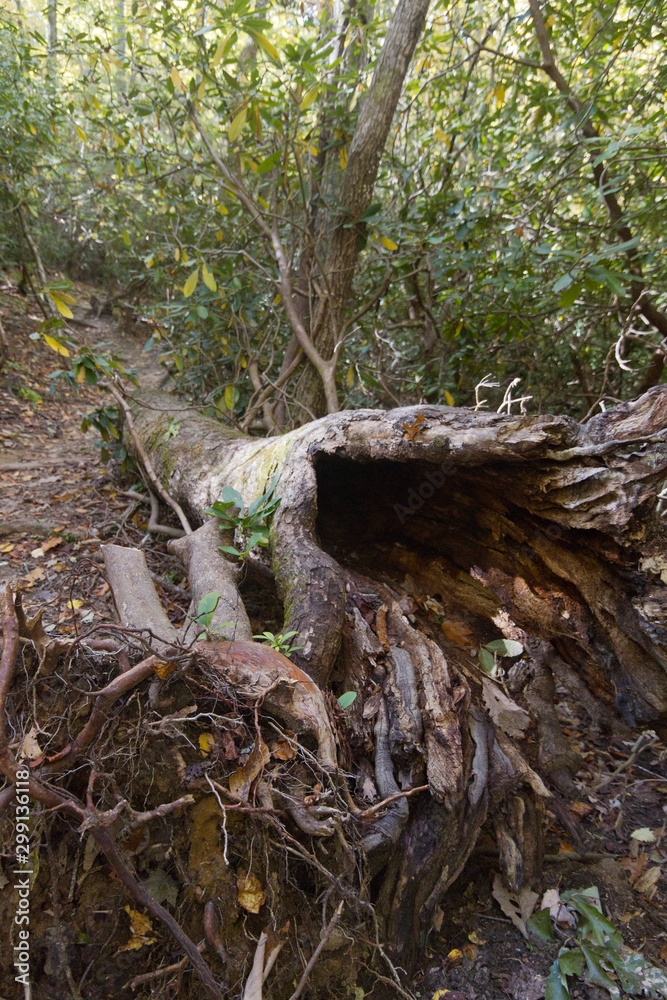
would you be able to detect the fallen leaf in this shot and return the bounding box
[621,853,648,886]
[569,800,594,819]
[19,725,42,762]
[635,866,661,897]
[468,929,486,944]
[0,541,14,553]
[229,737,270,800]
[199,732,215,756]
[432,906,444,933]
[631,827,657,843]
[660,944,667,962]
[445,948,463,966]
[67,599,83,610]
[237,870,266,913]
[440,620,474,646]
[271,738,296,760]
[152,659,177,679]
[21,566,45,588]
[482,678,530,739]
[117,906,157,952]
[558,840,577,856]
[492,873,539,938]
[402,413,425,441]
[541,888,576,928]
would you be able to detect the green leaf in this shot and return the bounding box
[478,647,496,674]
[559,282,582,308]
[300,85,319,110]
[246,531,265,551]
[337,691,357,710]
[558,948,585,977]
[183,269,199,297]
[219,545,242,556]
[221,486,244,511]
[197,592,220,617]
[579,942,620,996]
[527,908,554,943]
[228,106,247,142]
[484,639,523,657]
[545,959,570,1000]
[202,263,217,292]
[248,30,281,64]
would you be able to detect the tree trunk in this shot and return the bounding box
[46,0,57,80]
[115,384,667,974]
[292,0,431,418]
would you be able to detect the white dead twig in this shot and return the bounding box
[473,373,499,410]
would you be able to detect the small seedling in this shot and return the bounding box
[477,637,523,679]
[204,474,281,560]
[253,630,302,656]
[337,691,357,710]
[191,592,233,639]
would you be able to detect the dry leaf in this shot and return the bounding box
[271,738,296,761]
[362,688,383,720]
[445,948,463,966]
[117,906,157,952]
[492,873,539,937]
[468,930,486,944]
[482,678,530,739]
[541,888,576,928]
[237,870,266,913]
[402,413,425,441]
[558,840,577,856]
[199,732,215,756]
[152,659,177,679]
[229,737,270,800]
[21,565,45,588]
[635,866,661,897]
[569,800,594,818]
[440,620,474,646]
[621,853,648,886]
[0,541,14,553]
[432,906,444,933]
[19,725,42,762]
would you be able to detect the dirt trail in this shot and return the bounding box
[0,279,181,617]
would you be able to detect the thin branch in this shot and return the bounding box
[106,381,193,534]
[287,901,345,1000]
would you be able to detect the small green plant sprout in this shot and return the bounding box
[337,691,357,710]
[191,592,233,640]
[539,886,667,999]
[204,474,281,561]
[477,637,523,679]
[253,630,303,656]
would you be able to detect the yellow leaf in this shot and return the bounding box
[202,264,217,292]
[216,203,229,215]
[76,365,86,383]
[228,106,247,142]
[240,356,247,368]
[237,871,266,913]
[197,79,206,100]
[339,145,348,170]
[380,236,398,251]
[443,390,455,406]
[49,294,74,320]
[118,907,157,953]
[75,125,87,141]
[224,384,235,410]
[249,31,280,64]
[346,365,355,388]
[495,83,506,109]
[67,599,84,610]
[181,249,189,263]
[43,334,70,356]
[55,290,76,304]
[170,67,185,92]
[300,85,319,111]
[211,38,227,67]
[29,124,37,136]
[145,256,154,268]
[545,14,555,27]
[199,733,215,756]
[183,269,199,298]
[216,229,223,241]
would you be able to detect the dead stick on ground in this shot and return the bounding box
[128,940,206,990]
[288,901,345,1000]
[106,381,192,535]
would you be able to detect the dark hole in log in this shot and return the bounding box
[314,452,659,723]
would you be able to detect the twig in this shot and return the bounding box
[106,381,192,535]
[118,488,186,538]
[351,784,429,821]
[287,901,345,1000]
[0,586,19,759]
[128,940,206,989]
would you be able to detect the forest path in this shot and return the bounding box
[0,277,181,616]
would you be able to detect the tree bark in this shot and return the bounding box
[119,384,667,968]
[293,0,431,418]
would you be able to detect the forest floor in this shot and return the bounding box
[2,276,667,1000]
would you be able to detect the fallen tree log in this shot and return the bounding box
[113,385,667,960]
